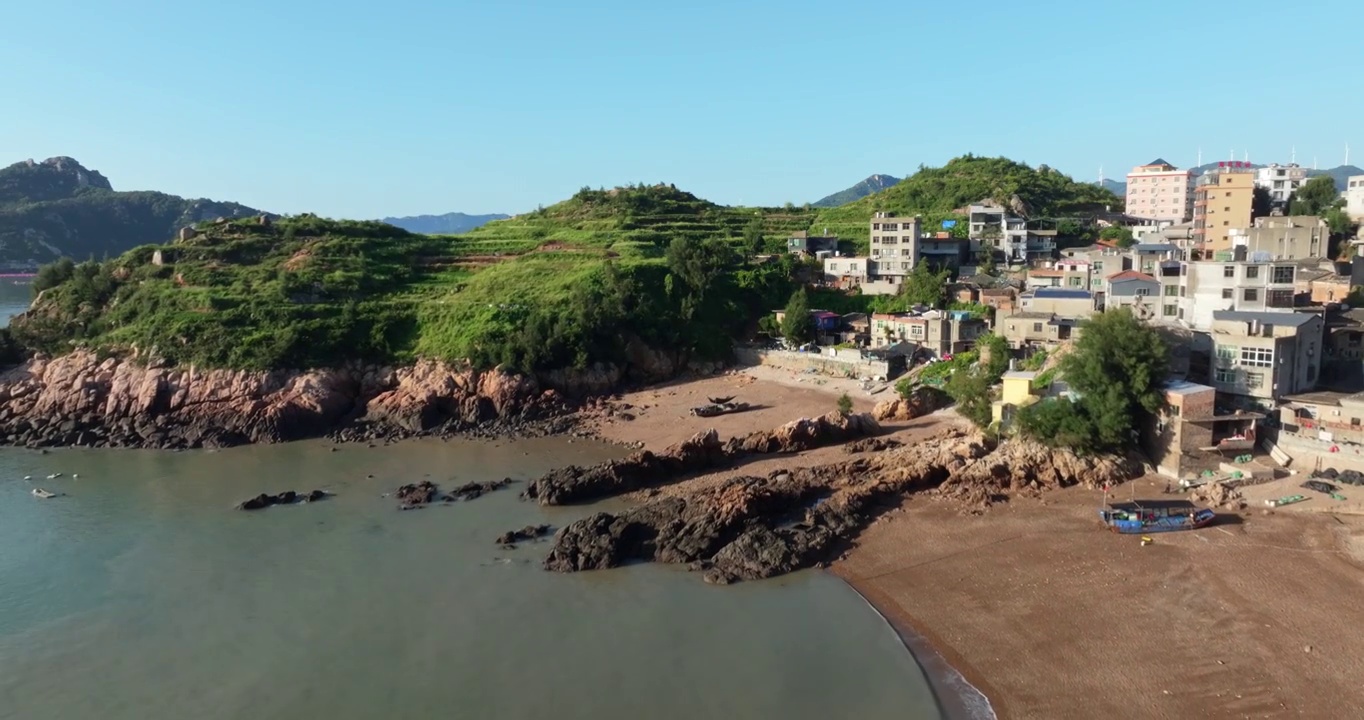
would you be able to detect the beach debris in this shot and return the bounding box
[237,489,330,511]
[1141,536,1153,546]
[1302,480,1339,496]
[23,475,31,480]
[31,488,62,499]
[494,524,553,547]
[1190,482,1245,510]
[690,401,751,417]
[1266,494,1308,508]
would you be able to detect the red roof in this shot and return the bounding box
[813,311,840,319]
[1107,270,1157,282]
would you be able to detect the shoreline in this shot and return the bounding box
[837,574,997,720]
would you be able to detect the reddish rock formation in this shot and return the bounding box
[521,412,884,506]
[935,438,1147,509]
[0,352,568,449]
[872,385,950,422]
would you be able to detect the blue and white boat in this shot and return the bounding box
[1099,500,1215,534]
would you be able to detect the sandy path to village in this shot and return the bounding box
[588,366,1364,720]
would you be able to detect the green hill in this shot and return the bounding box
[9,185,803,374]
[811,155,1123,243]
[0,157,263,268]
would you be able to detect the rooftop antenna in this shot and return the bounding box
[1291,145,1296,164]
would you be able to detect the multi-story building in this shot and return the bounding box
[968,202,1029,262]
[869,309,987,356]
[1125,159,1195,222]
[1208,310,1323,402]
[787,231,839,255]
[1130,242,1182,275]
[1227,216,1330,261]
[1346,175,1364,221]
[1193,163,1255,255]
[864,212,922,294]
[1000,312,1082,349]
[1177,257,1301,330]
[1254,163,1309,207]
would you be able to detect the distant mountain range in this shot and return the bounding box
[380,212,510,234]
[811,174,901,208]
[1099,163,1363,197]
[0,157,263,268]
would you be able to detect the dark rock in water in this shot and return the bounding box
[522,412,882,506]
[395,481,439,509]
[543,430,988,583]
[447,478,514,502]
[494,524,553,546]
[236,489,330,511]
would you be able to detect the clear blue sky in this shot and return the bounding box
[2,0,1359,218]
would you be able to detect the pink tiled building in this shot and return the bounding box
[1125,159,1194,223]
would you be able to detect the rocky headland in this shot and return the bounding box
[0,351,661,450]
[534,426,1146,584]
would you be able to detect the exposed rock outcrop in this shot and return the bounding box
[237,489,329,510]
[872,386,951,422]
[0,352,573,449]
[495,524,552,546]
[935,439,1146,509]
[543,430,990,583]
[521,412,883,506]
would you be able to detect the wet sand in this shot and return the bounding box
[836,476,1364,720]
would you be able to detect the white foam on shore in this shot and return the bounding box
[846,582,997,720]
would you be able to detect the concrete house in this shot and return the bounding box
[869,310,986,356]
[992,370,1043,430]
[1026,269,1065,288]
[787,231,838,255]
[1104,271,1161,319]
[1000,312,1082,349]
[1227,216,1330,261]
[1126,159,1195,222]
[1193,163,1255,256]
[1347,175,1364,221]
[1208,310,1324,402]
[968,202,1029,262]
[1129,243,1182,275]
[1018,288,1095,318]
[822,256,869,289]
[1142,380,1259,479]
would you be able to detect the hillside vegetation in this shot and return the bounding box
[811,155,1121,243]
[11,186,802,372]
[0,157,262,268]
[811,173,901,208]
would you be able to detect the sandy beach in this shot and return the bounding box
[594,368,1364,720]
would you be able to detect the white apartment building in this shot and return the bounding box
[1347,175,1364,221]
[1228,216,1330,261]
[1254,163,1309,206]
[1125,159,1194,222]
[1177,258,1300,330]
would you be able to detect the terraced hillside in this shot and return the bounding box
[10,185,804,373]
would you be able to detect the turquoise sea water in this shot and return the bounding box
[0,280,941,720]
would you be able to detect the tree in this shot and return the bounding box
[896,261,951,309]
[1252,186,1274,218]
[945,366,995,427]
[742,216,765,258]
[1288,176,1342,216]
[1017,308,1169,452]
[666,236,734,302]
[781,288,814,345]
[976,247,997,275]
[836,393,853,415]
[1099,225,1135,248]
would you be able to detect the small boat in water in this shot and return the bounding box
[1099,500,1214,534]
[31,488,61,499]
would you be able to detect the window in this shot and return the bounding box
[1272,266,1294,284]
[1268,289,1293,307]
[1215,369,1237,384]
[1223,265,1235,278]
[828,263,839,271]
[1032,323,1043,332]
[1243,289,1259,302]
[1221,288,1234,299]
[1135,287,1151,296]
[1245,266,1259,279]
[872,223,880,230]
[910,325,924,337]
[1245,372,1265,388]
[1164,285,1178,297]
[1163,304,1177,316]
[1240,347,1273,367]
[883,223,898,231]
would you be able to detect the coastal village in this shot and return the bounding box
[757,159,1364,500]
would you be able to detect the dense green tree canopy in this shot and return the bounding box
[781,288,814,345]
[1288,176,1343,216]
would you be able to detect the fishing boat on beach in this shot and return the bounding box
[1099,499,1215,534]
